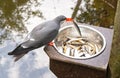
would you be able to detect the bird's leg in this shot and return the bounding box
[48,41,54,46]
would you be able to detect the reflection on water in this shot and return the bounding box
[0,0,43,44]
[73,0,117,28]
[0,0,117,78]
[0,0,75,78]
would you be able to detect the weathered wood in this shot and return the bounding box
[113,0,120,48]
[110,0,120,77]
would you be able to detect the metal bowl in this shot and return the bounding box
[54,25,106,59]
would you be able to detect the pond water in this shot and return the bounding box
[0,0,116,78]
[0,0,76,78]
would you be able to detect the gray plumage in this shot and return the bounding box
[8,15,66,61]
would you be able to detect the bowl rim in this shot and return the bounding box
[53,25,106,59]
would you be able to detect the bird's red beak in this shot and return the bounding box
[66,18,73,21]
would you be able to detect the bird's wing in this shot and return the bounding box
[23,23,45,41]
[21,22,58,48]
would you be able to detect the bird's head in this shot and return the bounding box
[54,15,66,22]
[54,15,73,24]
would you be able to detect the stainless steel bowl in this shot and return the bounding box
[54,25,106,59]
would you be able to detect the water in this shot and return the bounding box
[0,0,75,78]
[0,0,116,78]
[75,0,116,28]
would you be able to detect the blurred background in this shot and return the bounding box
[0,0,119,78]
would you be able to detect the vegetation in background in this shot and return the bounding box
[72,0,117,28]
[0,0,43,43]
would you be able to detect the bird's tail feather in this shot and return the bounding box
[8,45,31,62]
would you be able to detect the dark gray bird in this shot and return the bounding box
[8,15,67,61]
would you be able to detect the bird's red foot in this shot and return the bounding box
[48,42,54,46]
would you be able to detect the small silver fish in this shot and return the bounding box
[61,37,99,57]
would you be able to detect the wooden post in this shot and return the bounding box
[44,25,113,78]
